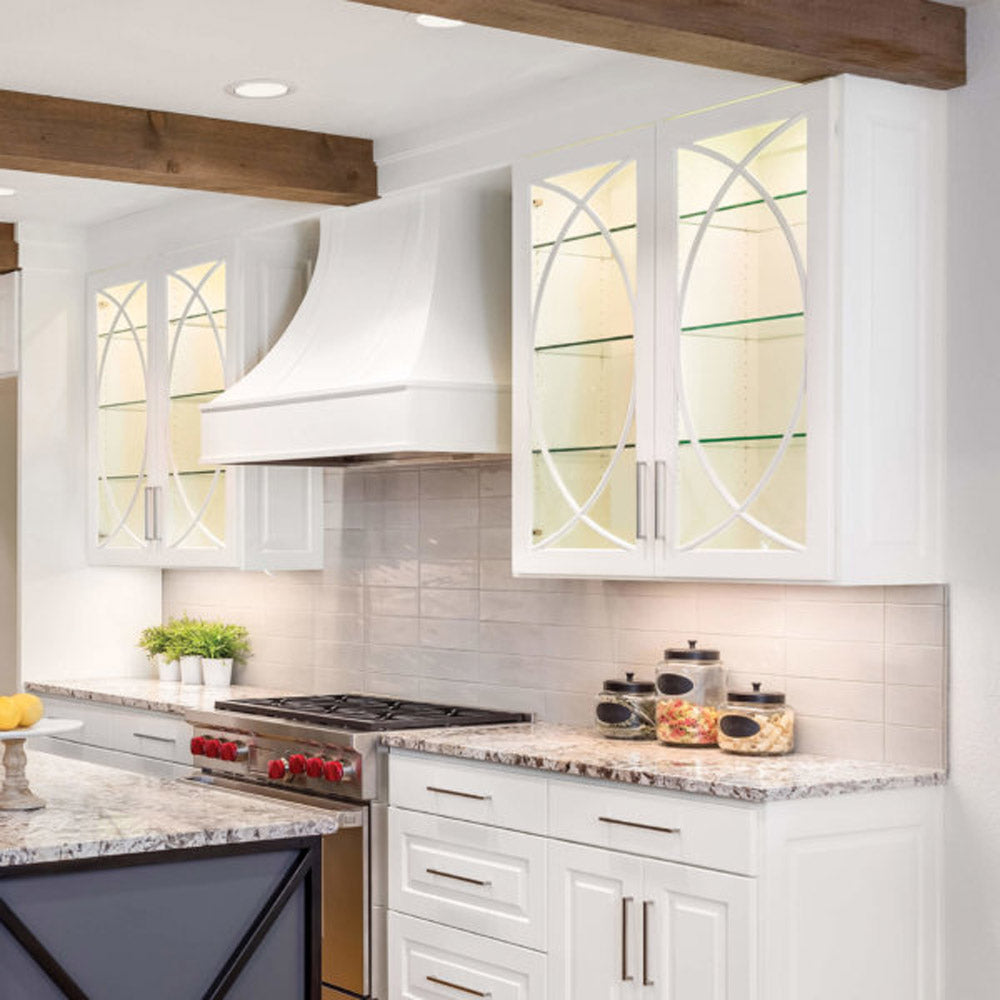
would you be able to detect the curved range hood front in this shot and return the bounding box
[200,173,511,467]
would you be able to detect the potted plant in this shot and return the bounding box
[138,624,179,682]
[164,616,205,686]
[194,622,251,688]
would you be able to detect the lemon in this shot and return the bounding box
[11,693,43,728]
[0,697,20,731]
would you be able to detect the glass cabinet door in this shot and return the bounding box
[515,131,655,574]
[670,115,810,558]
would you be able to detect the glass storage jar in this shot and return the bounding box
[655,640,725,746]
[718,683,795,756]
[595,673,657,740]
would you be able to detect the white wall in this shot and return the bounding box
[946,2,1000,993]
[0,377,16,692]
[17,224,159,681]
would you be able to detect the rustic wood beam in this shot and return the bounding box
[357,0,966,90]
[0,90,377,205]
[0,225,17,274]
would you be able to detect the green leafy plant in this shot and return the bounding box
[191,621,251,663]
[162,615,203,661]
[137,624,172,658]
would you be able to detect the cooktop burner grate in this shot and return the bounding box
[212,693,531,732]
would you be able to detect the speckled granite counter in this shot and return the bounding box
[381,723,946,802]
[0,752,349,867]
[27,678,295,717]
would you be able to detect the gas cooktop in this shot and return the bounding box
[212,693,531,733]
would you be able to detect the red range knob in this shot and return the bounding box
[323,760,345,783]
[267,758,287,780]
[190,736,206,757]
[288,753,307,775]
[220,741,240,762]
[305,757,325,779]
[204,739,221,759]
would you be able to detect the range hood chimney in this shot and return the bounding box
[200,173,511,467]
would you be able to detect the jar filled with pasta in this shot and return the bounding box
[718,683,795,756]
[595,673,657,741]
[655,640,725,747]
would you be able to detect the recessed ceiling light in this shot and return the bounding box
[225,79,294,99]
[0,188,15,198]
[415,13,465,28]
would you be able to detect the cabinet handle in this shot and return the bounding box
[642,900,654,986]
[621,896,634,982]
[425,786,492,802]
[143,487,155,541]
[425,867,492,888]
[599,816,680,835]
[132,732,176,745]
[426,975,491,998]
[654,460,667,540]
[636,462,649,540]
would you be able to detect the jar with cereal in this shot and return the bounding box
[655,640,725,747]
[718,683,795,756]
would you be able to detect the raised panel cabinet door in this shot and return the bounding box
[512,128,657,578]
[547,840,643,1000]
[641,857,756,1000]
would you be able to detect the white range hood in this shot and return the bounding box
[201,173,511,466]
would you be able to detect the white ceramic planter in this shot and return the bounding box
[156,653,181,682]
[202,658,233,688]
[179,655,203,686]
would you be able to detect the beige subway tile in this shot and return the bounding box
[785,601,884,642]
[479,497,512,528]
[886,685,945,728]
[543,624,614,663]
[420,498,479,528]
[322,557,365,587]
[542,691,594,726]
[794,716,884,761]
[479,463,512,498]
[479,526,512,559]
[786,584,884,603]
[713,636,785,677]
[884,585,946,605]
[420,467,479,499]
[316,585,364,615]
[366,645,422,675]
[697,597,785,637]
[418,647,478,681]
[264,607,316,639]
[364,500,419,530]
[885,725,944,768]
[786,639,884,683]
[420,527,479,560]
[783,678,884,723]
[324,529,366,560]
[694,582,786,602]
[364,558,419,588]
[314,666,366,692]
[367,587,419,618]
[885,644,946,687]
[421,559,479,589]
[323,498,366,531]
[365,528,418,559]
[365,468,418,501]
[421,588,479,620]
[479,559,547,592]
[365,673,421,698]
[368,616,420,646]
[419,618,479,652]
[477,653,551,690]
[313,614,365,644]
[885,603,945,646]
[611,595,699,632]
[313,642,365,673]
[480,590,545,624]
[479,621,548,657]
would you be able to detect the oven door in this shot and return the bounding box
[184,774,369,999]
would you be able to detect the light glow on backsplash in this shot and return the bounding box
[163,462,947,768]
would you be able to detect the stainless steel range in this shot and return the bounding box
[186,694,530,1000]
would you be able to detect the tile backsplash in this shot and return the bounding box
[163,463,948,768]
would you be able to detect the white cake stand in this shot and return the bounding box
[0,718,83,810]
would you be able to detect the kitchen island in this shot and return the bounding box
[0,751,351,1000]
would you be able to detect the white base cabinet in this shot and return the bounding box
[387,751,942,1000]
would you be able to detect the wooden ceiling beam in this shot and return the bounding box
[0,90,378,205]
[0,225,17,275]
[357,0,966,90]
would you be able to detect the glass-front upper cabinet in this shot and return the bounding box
[512,130,656,576]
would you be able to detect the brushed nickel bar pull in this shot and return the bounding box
[622,896,634,982]
[426,975,491,998]
[426,786,492,802]
[132,732,176,744]
[654,460,667,540]
[426,868,492,888]
[599,816,680,835]
[636,462,649,540]
[642,900,654,986]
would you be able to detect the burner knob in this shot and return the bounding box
[220,741,241,762]
[190,737,206,757]
[267,758,287,780]
[204,739,222,759]
[288,754,307,775]
[305,757,325,779]
[323,760,345,783]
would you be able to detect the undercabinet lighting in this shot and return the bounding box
[0,188,15,197]
[225,79,294,99]
[415,13,465,28]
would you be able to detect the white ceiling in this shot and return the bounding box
[0,0,774,226]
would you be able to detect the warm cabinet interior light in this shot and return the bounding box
[0,188,15,197]
[225,79,293,99]
[415,14,465,28]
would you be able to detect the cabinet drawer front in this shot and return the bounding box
[38,698,112,748]
[389,753,547,835]
[390,808,546,950]
[548,777,760,876]
[109,711,192,763]
[389,912,547,1000]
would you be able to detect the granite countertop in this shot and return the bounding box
[27,678,295,717]
[381,723,947,803]
[0,752,351,868]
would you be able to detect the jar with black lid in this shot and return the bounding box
[595,672,657,740]
[655,640,725,746]
[718,683,795,756]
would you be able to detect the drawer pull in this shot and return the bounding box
[132,732,176,744]
[426,974,491,997]
[426,786,492,802]
[621,896,634,982]
[599,816,680,835]
[425,867,492,888]
[642,900,654,986]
